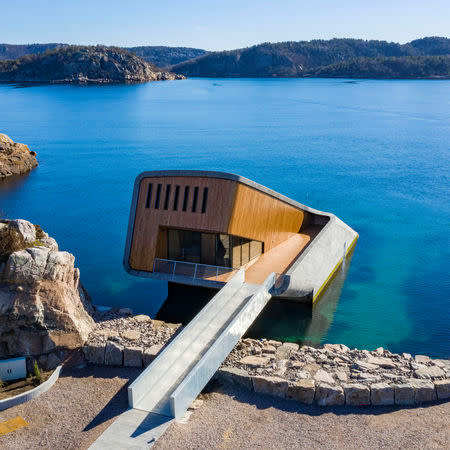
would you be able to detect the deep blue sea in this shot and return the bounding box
[0,78,449,358]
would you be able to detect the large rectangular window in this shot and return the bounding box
[167,229,201,263]
[166,228,262,268]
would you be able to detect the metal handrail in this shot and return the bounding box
[153,257,235,281]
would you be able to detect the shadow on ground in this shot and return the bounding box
[60,365,141,431]
[207,379,446,418]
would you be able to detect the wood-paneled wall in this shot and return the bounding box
[129,176,236,271]
[228,184,305,251]
[129,174,309,271]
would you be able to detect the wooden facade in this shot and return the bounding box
[128,172,315,274]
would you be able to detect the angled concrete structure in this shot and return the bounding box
[90,171,359,449]
[124,170,358,303]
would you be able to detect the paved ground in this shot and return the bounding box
[0,367,449,449]
[0,366,140,450]
[155,383,450,450]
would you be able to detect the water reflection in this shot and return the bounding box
[0,173,32,195]
[155,283,216,324]
[155,252,353,346]
[246,252,354,346]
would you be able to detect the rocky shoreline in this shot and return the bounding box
[83,312,450,407]
[0,134,38,179]
[0,46,185,84]
[0,219,94,370]
[1,218,449,408]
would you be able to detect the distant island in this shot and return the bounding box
[171,37,450,79]
[0,43,207,68]
[125,46,207,68]
[1,37,449,80]
[0,46,185,83]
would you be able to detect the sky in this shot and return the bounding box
[2,0,449,51]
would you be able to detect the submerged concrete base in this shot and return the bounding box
[89,409,173,450]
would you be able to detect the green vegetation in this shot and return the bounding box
[0,225,26,262]
[34,224,46,240]
[0,43,207,67]
[0,43,67,60]
[126,46,207,67]
[0,45,174,83]
[1,38,448,80]
[172,37,450,79]
[0,222,47,262]
[32,360,42,385]
[309,55,450,79]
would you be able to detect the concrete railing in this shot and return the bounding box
[170,274,275,420]
[128,270,245,412]
[0,365,62,411]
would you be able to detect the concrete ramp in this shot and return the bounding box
[128,270,275,420]
[90,270,276,449]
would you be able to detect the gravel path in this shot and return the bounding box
[0,366,140,450]
[1,368,448,449]
[155,384,450,450]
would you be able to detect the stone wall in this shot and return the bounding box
[82,314,450,407]
[218,339,450,406]
[83,309,181,368]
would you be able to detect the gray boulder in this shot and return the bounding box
[286,380,315,404]
[315,383,345,406]
[343,383,370,406]
[371,383,394,406]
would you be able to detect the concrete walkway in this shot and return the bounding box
[89,409,173,450]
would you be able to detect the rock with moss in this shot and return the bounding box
[0,219,94,367]
[0,134,38,179]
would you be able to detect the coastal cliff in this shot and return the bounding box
[0,43,207,68]
[0,220,95,369]
[171,37,450,79]
[0,46,185,83]
[0,134,38,179]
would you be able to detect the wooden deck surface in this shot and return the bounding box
[189,225,322,285]
[244,226,322,285]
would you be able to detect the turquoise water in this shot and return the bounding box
[0,78,449,357]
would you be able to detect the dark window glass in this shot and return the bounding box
[173,185,180,210]
[201,187,208,213]
[167,229,201,263]
[145,183,153,209]
[216,234,231,267]
[155,183,162,209]
[164,184,171,210]
[232,236,242,268]
[192,186,199,212]
[182,186,190,211]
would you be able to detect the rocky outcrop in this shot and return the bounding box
[0,220,94,368]
[0,46,185,83]
[0,134,38,179]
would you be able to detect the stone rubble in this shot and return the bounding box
[83,316,450,408]
[217,338,450,406]
[83,308,181,368]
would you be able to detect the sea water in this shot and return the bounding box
[0,78,448,357]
